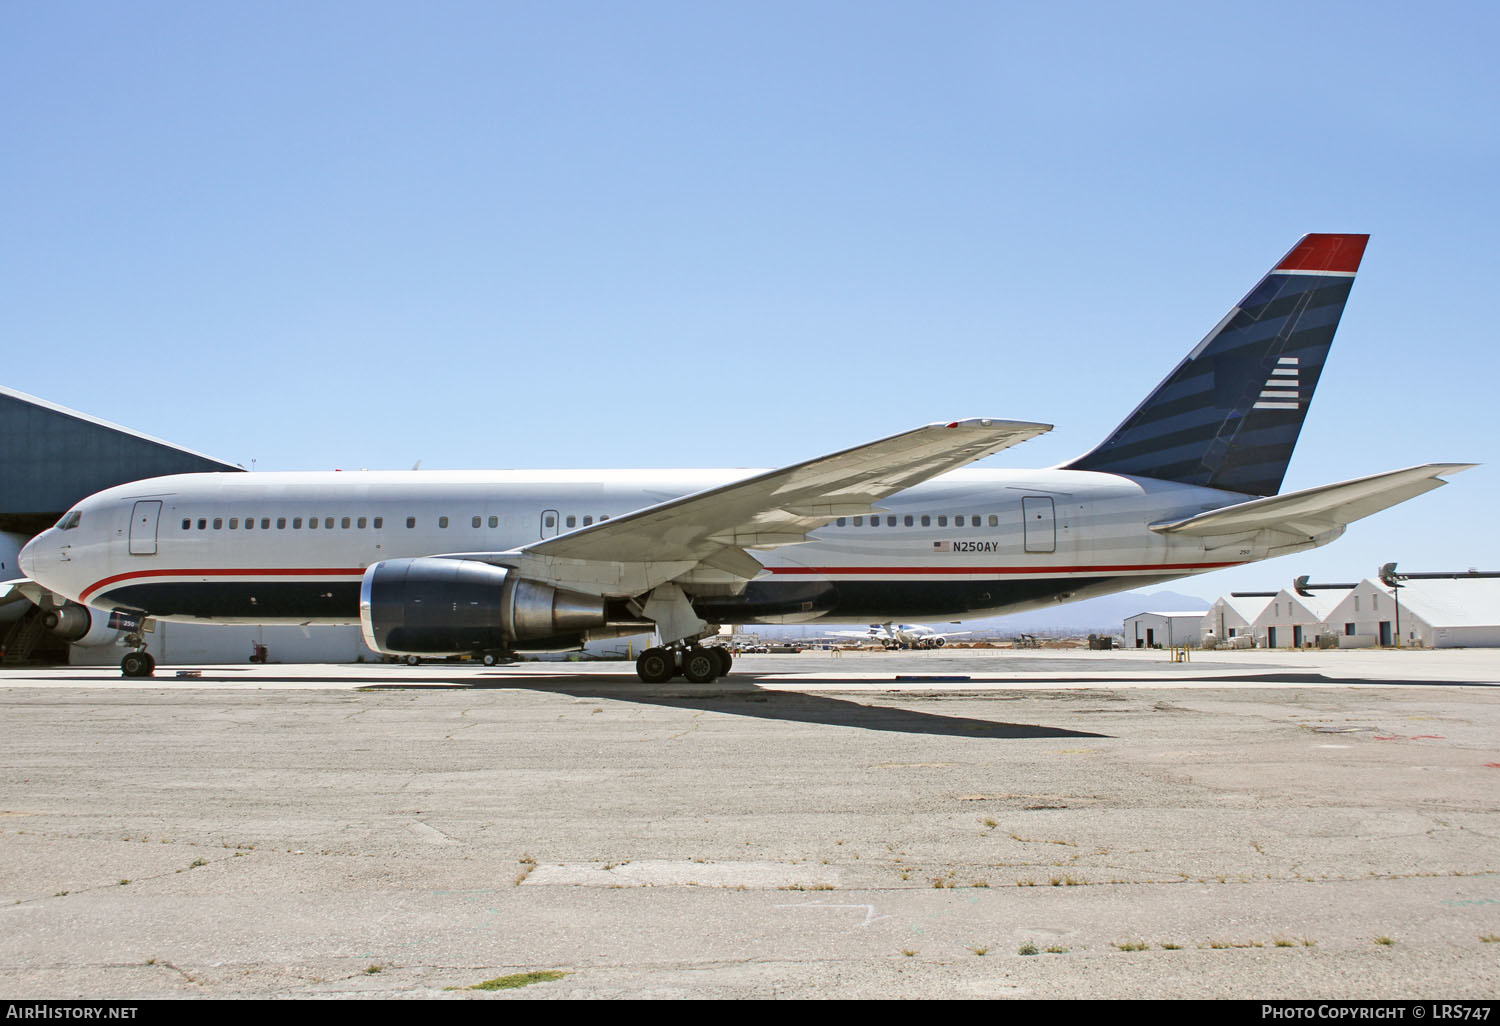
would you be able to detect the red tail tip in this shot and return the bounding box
[1276,234,1369,274]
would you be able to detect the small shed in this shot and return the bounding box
[1124,610,1207,649]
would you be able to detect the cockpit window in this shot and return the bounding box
[57,510,81,530]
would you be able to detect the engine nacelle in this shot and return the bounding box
[41,603,123,648]
[358,557,612,656]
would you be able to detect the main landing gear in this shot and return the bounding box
[635,645,733,684]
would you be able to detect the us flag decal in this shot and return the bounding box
[1254,356,1300,410]
[932,540,952,552]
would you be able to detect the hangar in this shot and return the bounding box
[1324,574,1500,648]
[1201,592,1273,646]
[1250,585,1352,649]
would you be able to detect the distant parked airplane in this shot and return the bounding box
[826,623,970,649]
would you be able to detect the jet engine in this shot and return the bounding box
[40,602,123,648]
[358,557,647,656]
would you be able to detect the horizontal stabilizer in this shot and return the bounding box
[1150,464,1476,538]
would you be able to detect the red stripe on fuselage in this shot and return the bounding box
[765,562,1241,576]
[81,567,366,604]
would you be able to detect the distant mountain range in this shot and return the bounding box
[749,588,1211,640]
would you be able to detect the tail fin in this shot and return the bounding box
[1064,234,1369,496]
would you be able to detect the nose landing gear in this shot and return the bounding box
[120,635,155,678]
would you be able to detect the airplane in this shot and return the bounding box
[826,623,970,649]
[15,234,1472,684]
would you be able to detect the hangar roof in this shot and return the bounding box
[0,385,241,533]
[1391,578,1500,628]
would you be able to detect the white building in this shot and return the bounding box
[1201,593,1274,645]
[1321,579,1398,648]
[1251,587,1351,648]
[1325,576,1500,648]
[1124,610,1207,649]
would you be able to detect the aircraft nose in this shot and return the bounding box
[18,532,43,581]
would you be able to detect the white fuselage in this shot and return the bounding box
[18,466,1320,631]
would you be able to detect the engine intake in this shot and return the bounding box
[358,557,612,656]
[40,602,122,648]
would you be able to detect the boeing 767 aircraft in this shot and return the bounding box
[16,234,1471,682]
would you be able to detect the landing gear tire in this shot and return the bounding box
[636,647,675,684]
[681,646,720,684]
[481,653,497,666]
[710,647,733,677]
[121,651,155,678]
[405,654,421,666]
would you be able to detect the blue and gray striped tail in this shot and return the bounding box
[1064,234,1369,497]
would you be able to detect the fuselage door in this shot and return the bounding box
[540,509,560,539]
[129,500,163,556]
[1022,496,1056,554]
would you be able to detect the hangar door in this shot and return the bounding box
[1022,496,1056,553]
[128,500,162,556]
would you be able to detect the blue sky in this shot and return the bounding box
[4,1,1496,600]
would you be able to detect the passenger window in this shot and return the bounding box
[566,515,576,528]
[870,518,879,528]
[373,517,383,529]
[921,515,931,527]
[213,518,223,530]
[261,518,270,529]
[544,514,556,529]
[244,518,254,531]
[406,517,415,528]
[229,518,238,529]
[324,517,333,529]
[988,514,998,527]
[904,515,913,527]
[488,515,498,528]
[853,516,863,526]
[583,516,594,526]
[293,518,302,529]
[357,517,366,529]
[181,519,191,530]
[309,518,318,529]
[955,515,965,527]
[600,514,609,520]
[277,518,287,529]
[938,515,948,527]
[836,518,846,527]
[439,516,449,528]
[472,516,481,528]
[198,519,206,530]
[886,516,896,527]
[342,517,351,529]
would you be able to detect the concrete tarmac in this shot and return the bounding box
[1,647,1498,999]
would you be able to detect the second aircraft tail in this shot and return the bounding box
[1064,234,1369,496]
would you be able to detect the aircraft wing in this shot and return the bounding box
[0,579,37,613]
[520,419,1051,572]
[1149,464,1475,538]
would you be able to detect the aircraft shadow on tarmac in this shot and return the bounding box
[361,677,1110,740]
[38,667,1492,737]
[35,669,1109,738]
